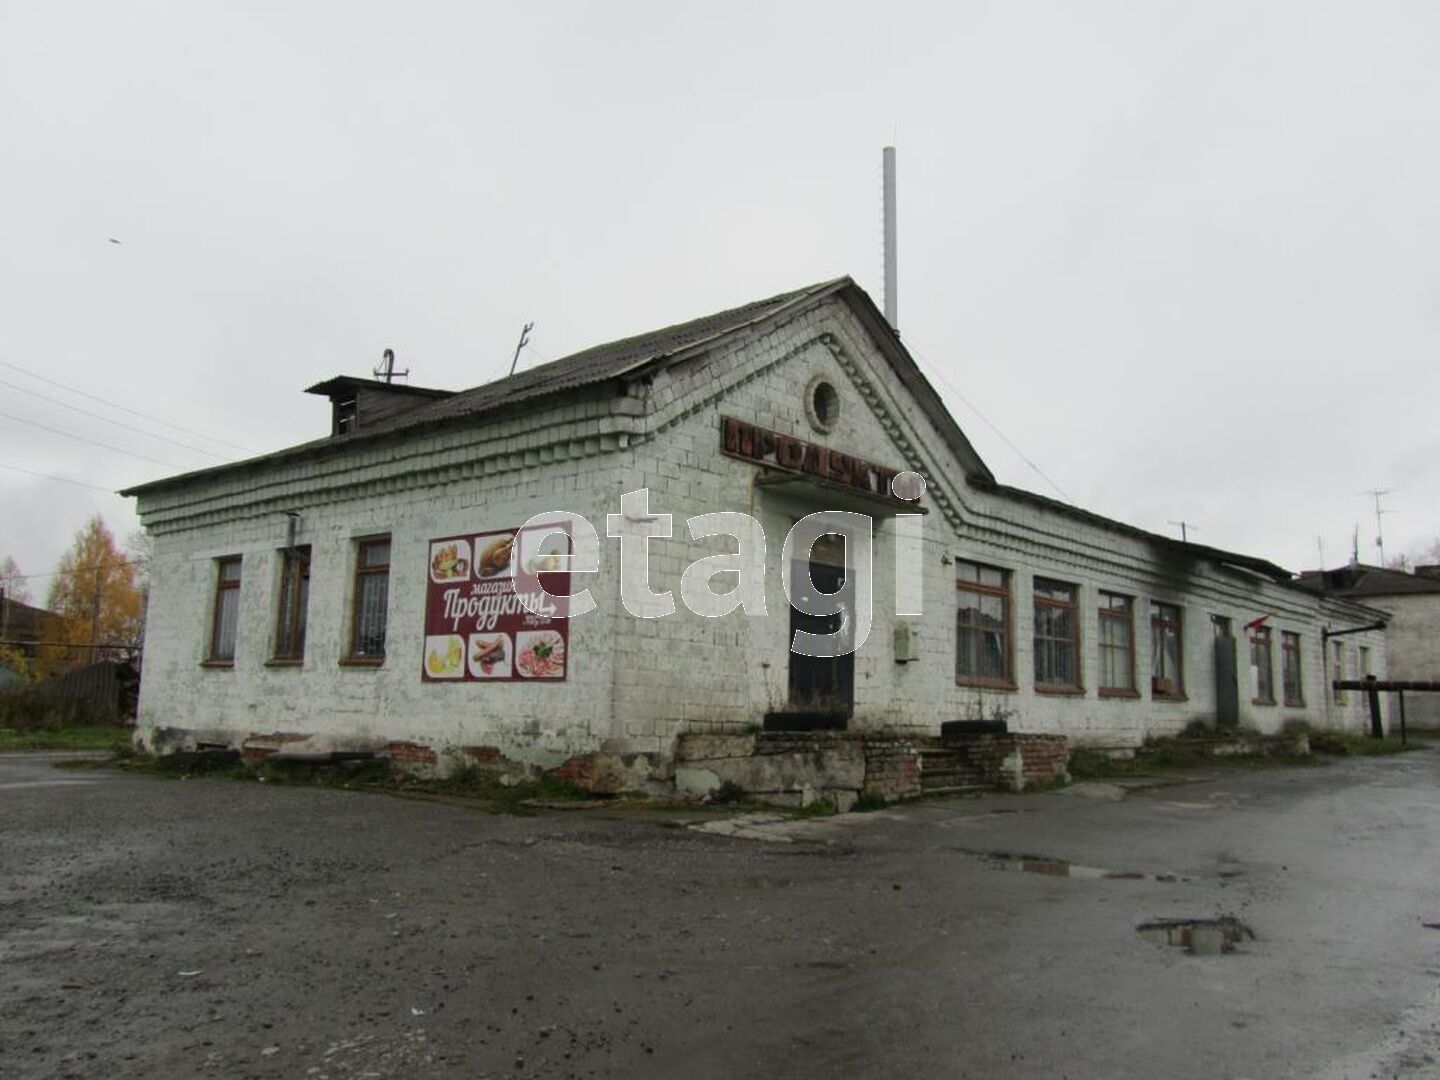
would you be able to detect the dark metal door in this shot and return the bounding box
[1213,616,1239,728]
[786,560,854,720]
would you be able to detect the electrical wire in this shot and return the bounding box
[0,409,186,470]
[0,358,256,454]
[904,341,1074,503]
[0,556,146,584]
[0,376,228,460]
[0,462,118,494]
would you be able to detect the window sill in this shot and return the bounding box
[1036,684,1085,697]
[1099,687,1140,700]
[1284,698,1306,709]
[266,658,304,668]
[339,656,385,668]
[1252,697,1277,707]
[199,659,234,669]
[1151,692,1188,703]
[956,678,1017,692]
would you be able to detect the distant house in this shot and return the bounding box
[1296,564,1440,727]
[0,596,66,685]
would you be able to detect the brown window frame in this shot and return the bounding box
[1332,641,1346,704]
[1098,591,1137,697]
[1250,625,1275,705]
[1281,631,1304,707]
[955,560,1014,689]
[1033,578,1082,693]
[206,556,242,666]
[1150,601,1185,699]
[269,546,311,665]
[344,536,391,665]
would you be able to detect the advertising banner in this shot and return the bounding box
[421,523,571,683]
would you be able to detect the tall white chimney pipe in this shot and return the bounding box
[883,145,898,329]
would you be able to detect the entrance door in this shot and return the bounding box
[1212,615,1239,728]
[783,557,855,727]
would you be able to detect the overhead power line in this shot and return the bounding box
[0,556,146,584]
[0,462,119,494]
[0,358,256,454]
[905,342,1074,503]
[0,409,186,470]
[0,376,227,460]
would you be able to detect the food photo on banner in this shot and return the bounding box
[422,523,572,683]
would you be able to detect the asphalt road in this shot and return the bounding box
[3,748,1440,1080]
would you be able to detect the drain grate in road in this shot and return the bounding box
[1137,916,1255,955]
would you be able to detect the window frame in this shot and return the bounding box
[269,545,311,665]
[1250,624,1275,705]
[1281,630,1304,707]
[1097,591,1137,698]
[344,535,391,666]
[1149,601,1185,699]
[1032,577,1082,694]
[205,556,242,667]
[1331,641,1346,704]
[955,560,1014,690]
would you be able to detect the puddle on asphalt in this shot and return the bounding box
[974,851,1194,883]
[1137,916,1255,956]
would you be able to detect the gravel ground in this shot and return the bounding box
[3,749,1440,1079]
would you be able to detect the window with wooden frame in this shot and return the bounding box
[1359,645,1372,678]
[955,560,1012,687]
[1282,631,1303,707]
[1331,641,1345,704]
[207,556,242,665]
[1150,601,1184,698]
[346,536,391,663]
[1033,578,1081,691]
[1098,592,1136,696]
[1250,625,1275,704]
[271,546,311,663]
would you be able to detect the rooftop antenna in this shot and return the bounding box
[882,146,898,329]
[1316,535,1326,570]
[1363,488,1394,566]
[1168,520,1197,543]
[509,321,535,377]
[373,348,408,384]
[1350,524,1360,569]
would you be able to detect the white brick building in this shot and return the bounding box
[1297,564,1440,729]
[124,278,1388,775]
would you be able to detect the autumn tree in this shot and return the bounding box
[0,556,31,606]
[42,516,146,675]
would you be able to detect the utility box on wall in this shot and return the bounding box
[893,619,920,663]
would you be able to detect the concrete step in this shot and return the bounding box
[920,768,990,790]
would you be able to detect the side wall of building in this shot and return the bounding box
[1378,593,1440,727]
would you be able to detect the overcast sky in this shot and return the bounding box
[3,1,1438,597]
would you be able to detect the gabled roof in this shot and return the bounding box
[1296,564,1440,598]
[370,279,850,435]
[122,276,995,496]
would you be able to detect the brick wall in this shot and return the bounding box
[950,733,1071,791]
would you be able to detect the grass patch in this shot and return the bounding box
[1068,736,1320,780]
[103,748,600,814]
[0,726,132,753]
[851,791,890,813]
[1308,731,1421,756]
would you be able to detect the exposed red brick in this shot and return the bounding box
[386,740,438,766]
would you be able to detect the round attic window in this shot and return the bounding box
[807,378,840,433]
